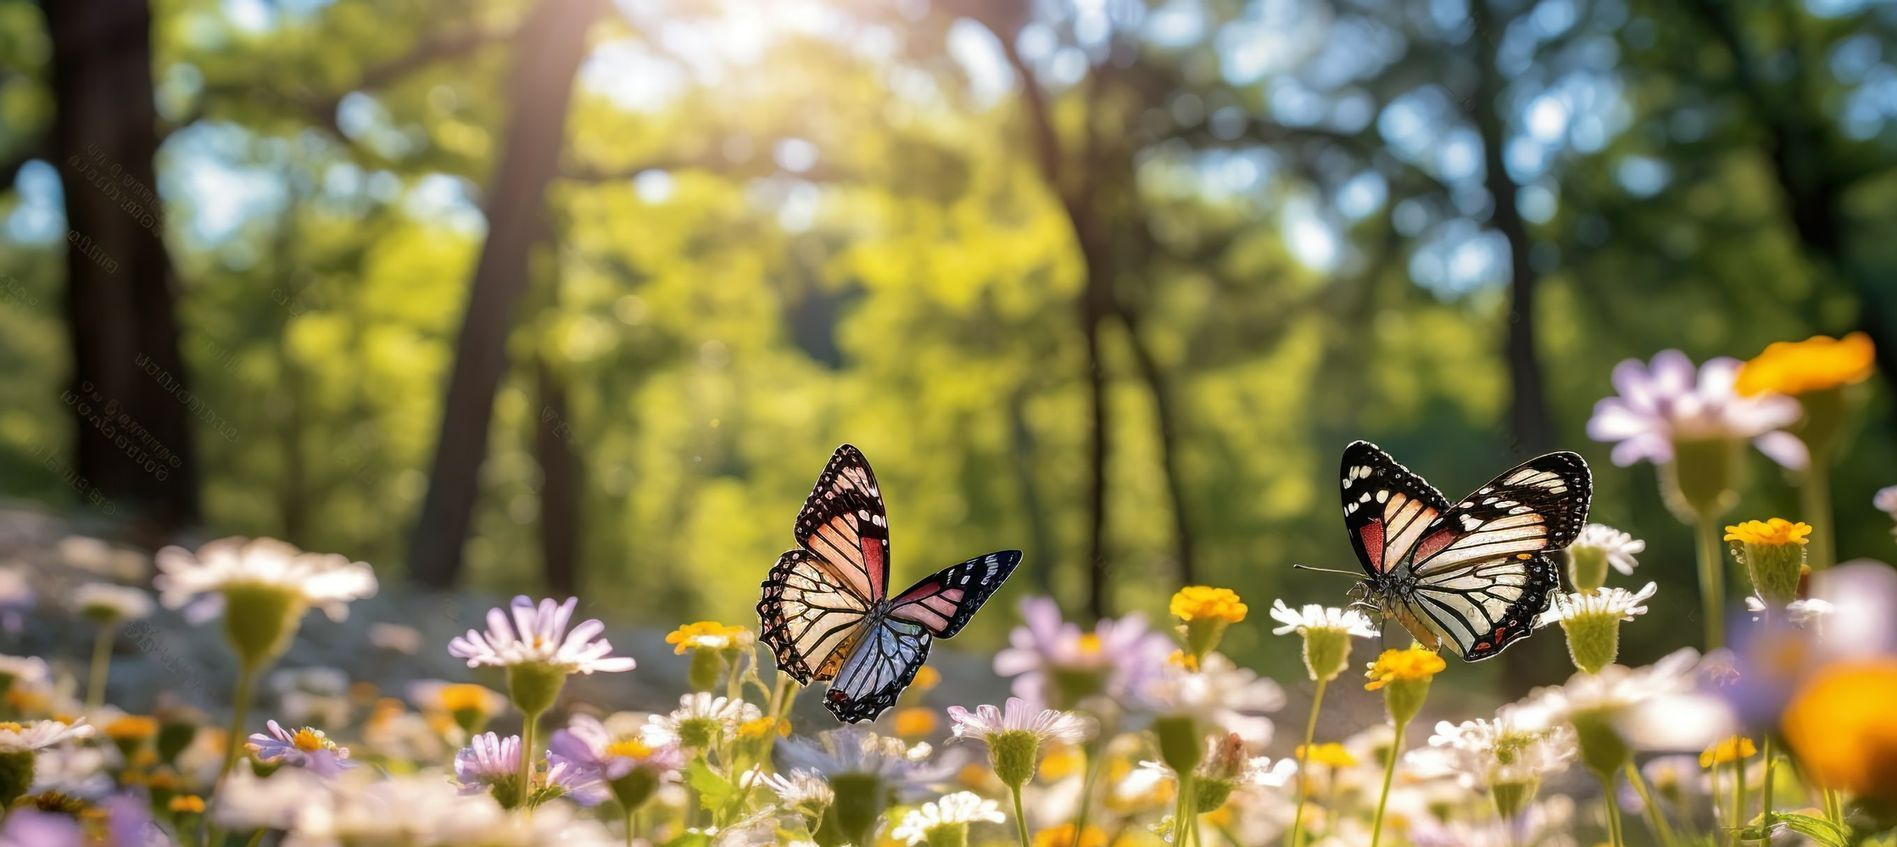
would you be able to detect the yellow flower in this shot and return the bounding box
[1298,742,1358,768]
[892,707,937,739]
[1699,736,1757,768]
[737,716,789,742]
[1032,823,1110,847]
[665,620,752,654]
[1363,644,1446,691]
[911,666,941,692]
[1038,743,1083,781]
[168,795,206,814]
[1782,660,1897,805]
[104,715,158,742]
[1166,650,1199,671]
[1736,333,1875,397]
[1724,518,1812,547]
[1169,586,1248,623]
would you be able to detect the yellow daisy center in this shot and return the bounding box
[607,738,653,759]
[291,728,327,752]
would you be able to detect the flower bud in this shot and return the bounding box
[1490,779,1537,819]
[610,767,660,812]
[1569,708,1632,778]
[1382,676,1432,726]
[687,648,726,693]
[220,583,307,668]
[1561,613,1621,675]
[504,662,568,719]
[990,729,1041,789]
[826,773,890,847]
[925,822,970,847]
[1153,715,1204,777]
[1661,437,1743,522]
[0,749,32,808]
[1566,545,1609,593]
[1739,542,1805,609]
[1302,628,1352,683]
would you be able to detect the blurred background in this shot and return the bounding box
[3,0,1896,691]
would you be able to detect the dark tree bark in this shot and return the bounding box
[45,0,200,532]
[1007,388,1058,595]
[1471,0,1554,458]
[534,357,580,596]
[408,0,606,588]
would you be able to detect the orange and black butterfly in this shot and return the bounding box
[1340,441,1590,660]
[757,445,1021,722]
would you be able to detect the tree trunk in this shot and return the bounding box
[1007,388,1058,595]
[45,0,200,533]
[1118,309,1196,584]
[1081,290,1112,621]
[534,357,581,596]
[408,0,605,588]
[1471,0,1554,458]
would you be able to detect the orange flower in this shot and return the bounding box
[1736,333,1875,396]
[1782,660,1897,805]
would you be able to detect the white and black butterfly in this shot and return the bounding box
[1339,441,1591,660]
[757,445,1021,723]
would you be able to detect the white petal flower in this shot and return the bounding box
[644,693,761,749]
[774,729,949,797]
[1569,524,1645,575]
[0,719,93,752]
[1537,581,1658,628]
[1514,648,1700,728]
[1407,705,1575,789]
[890,791,1005,844]
[1743,596,1836,630]
[947,698,1095,747]
[758,769,833,810]
[1145,654,1284,745]
[1267,600,1379,638]
[71,582,154,623]
[155,537,377,623]
[448,596,635,674]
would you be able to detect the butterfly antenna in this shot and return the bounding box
[1292,563,1364,579]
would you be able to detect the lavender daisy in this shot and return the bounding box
[246,720,354,778]
[1586,350,1804,469]
[992,596,1173,712]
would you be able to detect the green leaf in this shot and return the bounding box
[686,758,736,810]
[1768,811,1850,847]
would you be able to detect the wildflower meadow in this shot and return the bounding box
[0,334,1895,847]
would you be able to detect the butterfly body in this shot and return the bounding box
[1339,441,1589,661]
[757,445,1021,722]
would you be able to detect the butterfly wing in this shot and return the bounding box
[1340,441,1453,577]
[757,550,873,684]
[823,614,931,723]
[794,444,892,603]
[886,551,1022,638]
[1402,452,1592,659]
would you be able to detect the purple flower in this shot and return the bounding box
[454,731,607,806]
[1588,350,1804,468]
[449,596,637,674]
[547,714,685,785]
[245,720,353,777]
[0,811,82,847]
[992,596,1173,712]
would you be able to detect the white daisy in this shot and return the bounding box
[0,719,93,752]
[71,583,154,623]
[775,729,946,796]
[0,655,50,689]
[1514,648,1701,730]
[1144,654,1285,745]
[758,769,834,811]
[1267,600,1379,638]
[644,693,760,749]
[947,698,1094,747]
[890,791,1005,844]
[1537,582,1658,627]
[154,537,376,622]
[1744,596,1835,629]
[1569,524,1646,575]
[448,596,635,674]
[1407,705,1575,789]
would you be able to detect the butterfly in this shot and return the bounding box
[757,445,1022,723]
[1338,440,1591,661]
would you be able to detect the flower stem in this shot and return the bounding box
[1600,770,1626,847]
[243,830,265,847]
[86,622,113,713]
[1694,516,1726,650]
[1171,772,1195,847]
[1072,734,1107,839]
[1368,719,1406,847]
[1758,737,1775,835]
[1801,463,1835,571]
[519,707,542,809]
[1288,677,1328,847]
[218,661,258,785]
[1624,762,1679,847]
[625,808,636,847]
[1011,783,1032,847]
[1823,787,1845,827]
[1730,752,1746,847]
